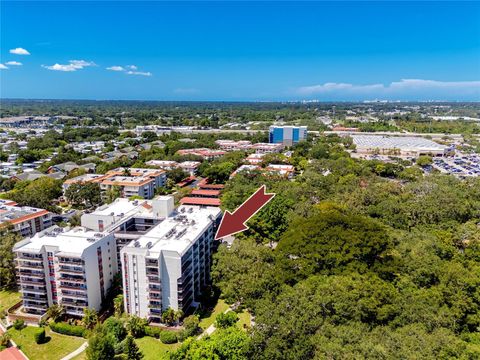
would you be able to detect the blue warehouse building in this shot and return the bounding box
[269,126,307,146]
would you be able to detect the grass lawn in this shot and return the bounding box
[0,290,21,314]
[198,299,229,330]
[7,326,85,360]
[236,310,251,330]
[135,336,180,360]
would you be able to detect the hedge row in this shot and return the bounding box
[49,322,87,338]
[160,331,178,344]
[145,326,163,339]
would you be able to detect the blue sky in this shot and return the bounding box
[1,1,479,101]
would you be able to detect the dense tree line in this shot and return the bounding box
[207,135,480,359]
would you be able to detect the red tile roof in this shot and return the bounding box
[191,189,221,197]
[0,347,28,360]
[179,197,221,206]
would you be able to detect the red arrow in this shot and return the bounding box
[215,185,275,240]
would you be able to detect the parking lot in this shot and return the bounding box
[432,155,480,177]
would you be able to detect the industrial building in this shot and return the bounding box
[351,135,449,157]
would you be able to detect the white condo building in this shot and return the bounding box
[81,197,169,266]
[120,203,221,323]
[13,226,117,317]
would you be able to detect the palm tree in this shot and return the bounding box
[114,294,124,317]
[83,308,99,329]
[46,304,64,322]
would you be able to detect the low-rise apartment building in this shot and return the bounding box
[120,204,222,322]
[145,160,201,176]
[215,140,252,151]
[13,226,117,317]
[63,168,167,199]
[251,143,284,154]
[0,200,52,238]
[176,148,226,160]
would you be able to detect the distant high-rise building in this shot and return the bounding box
[269,126,307,146]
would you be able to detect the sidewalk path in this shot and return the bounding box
[197,308,232,339]
[59,342,88,360]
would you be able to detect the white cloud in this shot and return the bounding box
[9,47,30,55]
[5,61,22,66]
[0,64,8,70]
[126,71,152,76]
[106,64,152,76]
[42,60,96,72]
[107,66,125,71]
[297,79,480,99]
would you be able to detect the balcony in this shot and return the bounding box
[58,283,87,291]
[64,308,85,317]
[16,261,44,270]
[149,308,162,315]
[147,276,160,284]
[17,254,43,261]
[23,295,47,301]
[24,303,48,311]
[61,298,88,306]
[145,261,159,268]
[58,275,86,283]
[17,270,45,278]
[21,288,47,296]
[58,258,84,266]
[58,266,84,274]
[18,278,46,286]
[148,302,162,309]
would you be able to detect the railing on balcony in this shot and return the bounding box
[23,295,47,301]
[61,291,88,299]
[58,257,84,265]
[16,261,44,269]
[24,303,48,311]
[17,253,43,261]
[21,286,46,294]
[145,260,159,267]
[61,298,88,306]
[17,269,45,277]
[58,283,87,291]
[58,266,84,274]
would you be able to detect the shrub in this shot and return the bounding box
[215,311,238,329]
[50,321,87,337]
[160,331,178,344]
[34,328,46,344]
[145,326,163,339]
[13,319,25,330]
[0,333,11,347]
